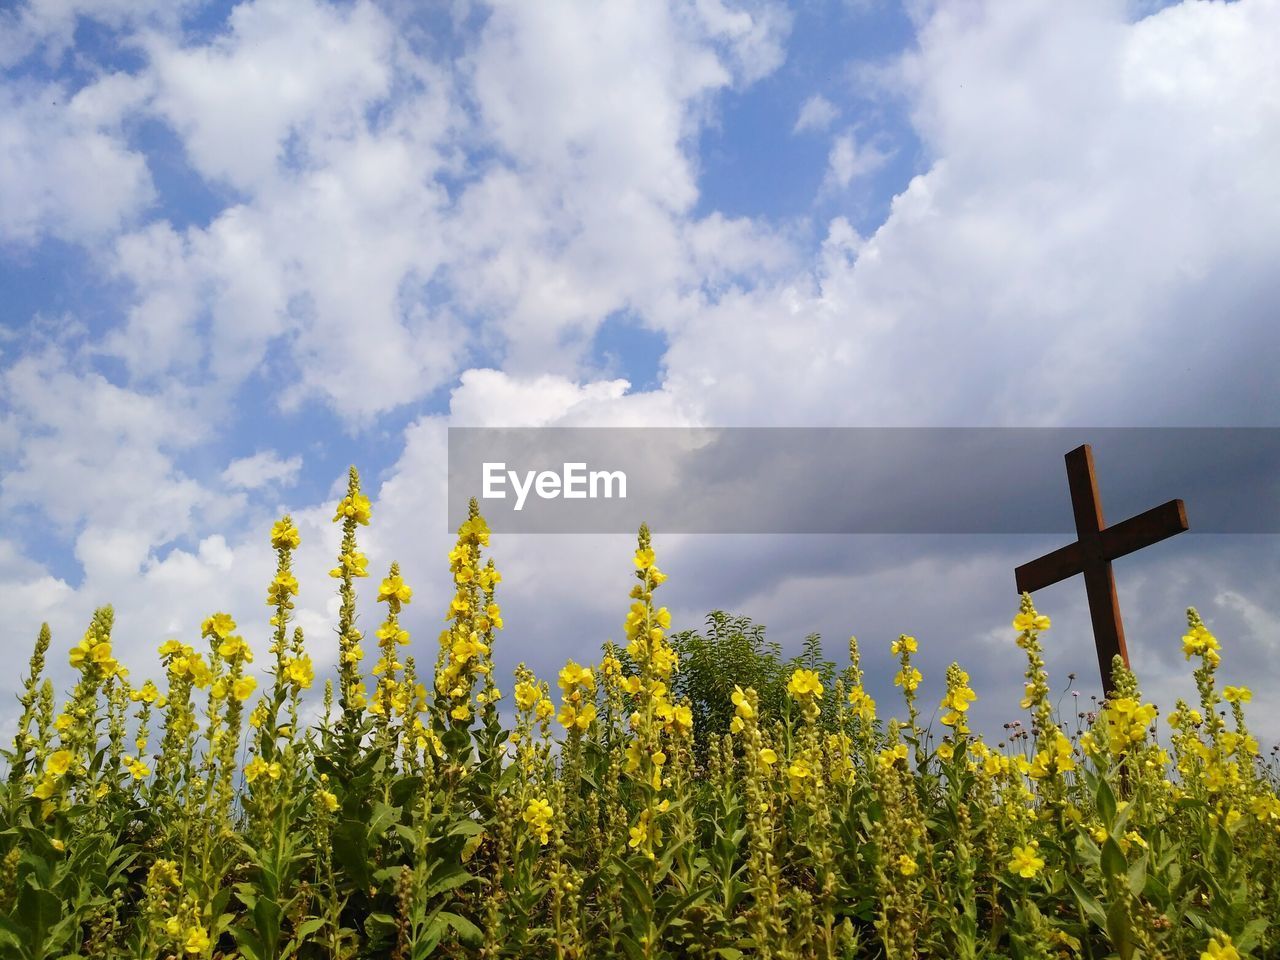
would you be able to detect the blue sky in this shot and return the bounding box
[1,0,1278,742]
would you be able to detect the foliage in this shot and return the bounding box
[1,470,1278,960]
[669,614,844,763]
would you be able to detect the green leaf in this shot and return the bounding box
[227,924,265,960]
[0,915,26,955]
[365,912,397,938]
[1065,874,1108,929]
[16,882,61,957]
[614,858,654,916]
[1236,917,1269,952]
[332,819,373,891]
[1105,896,1134,960]
[656,887,713,937]
[1095,776,1117,829]
[425,868,477,900]
[1100,836,1127,880]
[368,802,400,841]
[439,911,482,947]
[253,894,283,954]
[1127,852,1147,897]
[294,917,326,939]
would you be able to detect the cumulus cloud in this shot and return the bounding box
[144,0,395,191]
[0,0,195,67]
[222,451,303,490]
[1,0,1278,744]
[0,345,218,543]
[0,76,153,244]
[664,0,1280,427]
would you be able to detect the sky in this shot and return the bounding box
[1,0,1278,745]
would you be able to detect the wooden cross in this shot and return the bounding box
[1014,444,1188,696]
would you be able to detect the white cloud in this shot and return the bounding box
[794,93,838,133]
[222,451,303,490]
[0,0,194,67]
[0,346,218,541]
[822,129,891,190]
[661,0,1280,427]
[3,0,1279,744]
[107,0,464,416]
[446,0,792,375]
[144,0,395,192]
[0,76,153,244]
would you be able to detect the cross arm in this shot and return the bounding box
[1099,499,1188,562]
[1015,542,1083,594]
[1014,499,1188,595]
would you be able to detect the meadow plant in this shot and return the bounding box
[1,471,1278,959]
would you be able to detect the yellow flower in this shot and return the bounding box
[891,635,918,655]
[1182,624,1220,661]
[232,676,257,701]
[941,678,977,715]
[1201,932,1240,960]
[514,681,541,711]
[46,749,73,778]
[202,612,237,639]
[218,635,252,660]
[33,775,58,799]
[896,854,918,876]
[283,655,314,689]
[183,924,210,955]
[558,701,597,732]
[270,518,301,550]
[894,666,923,692]
[847,686,876,721]
[877,743,909,772]
[558,660,596,693]
[334,491,372,524]
[731,685,754,719]
[377,575,413,609]
[1008,842,1045,878]
[671,704,693,733]
[376,621,410,646]
[318,789,339,813]
[1222,685,1252,704]
[787,760,811,780]
[123,755,151,779]
[787,669,824,699]
[1013,612,1051,633]
[187,657,212,689]
[522,798,554,844]
[244,756,268,783]
[759,748,778,765]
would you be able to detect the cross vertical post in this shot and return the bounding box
[1015,443,1189,697]
[1065,445,1129,695]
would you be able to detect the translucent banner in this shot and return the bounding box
[446,427,1280,534]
